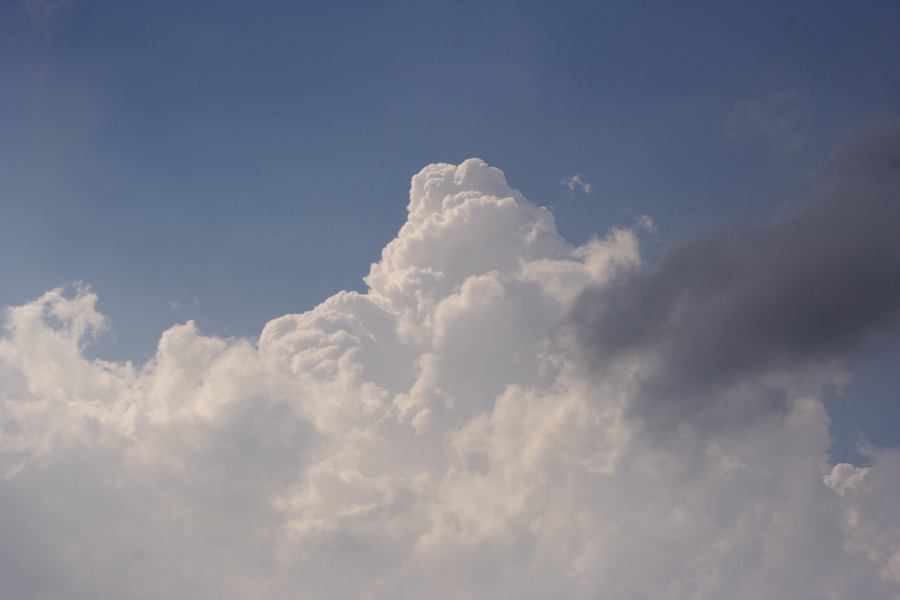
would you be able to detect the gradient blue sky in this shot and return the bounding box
[1,0,898,459]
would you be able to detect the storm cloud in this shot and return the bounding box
[571,125,900,431]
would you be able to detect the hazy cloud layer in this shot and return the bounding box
[23,0,74,34]
[561,173,593,194]
[1,145,899,598]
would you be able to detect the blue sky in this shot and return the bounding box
[4,4,900,596]
[1,0,898,459]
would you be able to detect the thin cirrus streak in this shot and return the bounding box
[0,127,899,599]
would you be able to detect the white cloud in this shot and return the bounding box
[0,157,898,598]
[561,173,593,194]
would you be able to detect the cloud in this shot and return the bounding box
[23,0,74,34]
[726,90,810,152]
[561,173,592,193]
[571,124,900,434]
[1,152,899,598]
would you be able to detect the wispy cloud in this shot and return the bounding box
[560,173,592,193]
[726,89,809,152]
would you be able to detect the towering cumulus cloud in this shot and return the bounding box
[1,130,899,598]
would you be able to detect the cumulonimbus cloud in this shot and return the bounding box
[1,132,899,598]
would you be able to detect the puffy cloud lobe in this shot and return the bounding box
[0,154,898,598]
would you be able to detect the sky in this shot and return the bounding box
[1,1,900,598]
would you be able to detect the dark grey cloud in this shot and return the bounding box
[572,124,900,431]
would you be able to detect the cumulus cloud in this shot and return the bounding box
[0,144,899,598]
[561,173,593,194]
